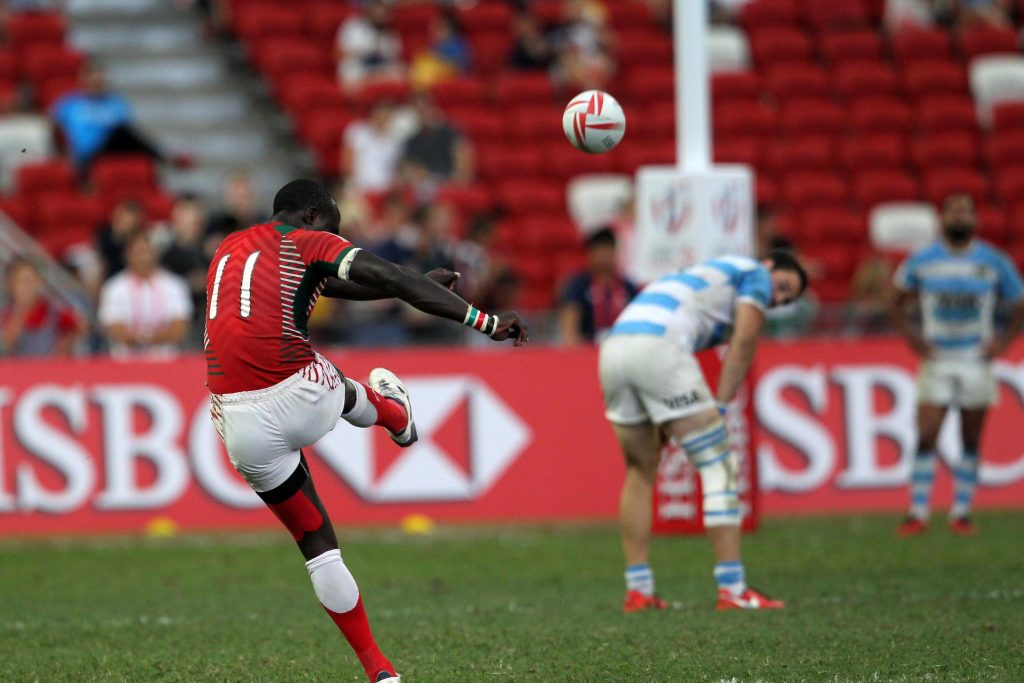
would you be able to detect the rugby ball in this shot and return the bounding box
[562,90,626,154]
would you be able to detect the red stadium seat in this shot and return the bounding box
[604,0,657,29]
[431,77,487,107]
[6,12,66,47]
[234,4,303,40]
[713,137,762,167]
[15,160,77,196]
[447,107,504,141]
[38,193,104,230]
[546,146,618,178]
[476,145,545,180]
[739,0,800,30]
[434,184,495,216]
[298,109,354,149]
[495,72,557,105]
[616,30,673,66]
[783,171,848,210]
[711,72,762,104]
[976,204,1010,245]
[714,101,779,137]
[0,197,29,226]
[756,176,780,206]
[987,131,1024,169]
[994,165,1024,205]
[838,134,908,172]
[801,0,868,30]
[90,155,157,194]
[303,1,355,41]
[918,96,978,134]
[35,221,97,260]
[853,169,920,207]
[766,135,834,173]
[764,63,830,100]
[891,28,951,63]
[911,132,978,170]
[834,62,900,100]
[800,207,867,243]
[820,30,884,64]
[849,97,914,134]
[0,51,16,80]
[391,3,439,35]
[348,79,411,111]
[749,27,814,65]
[35,76,80,109]
[456,2,513,31]
[959,26,1019,61]
[992,102,1024,133]
[924,168,988,206]
[902,60,968,100]
[508,105,565,142]
[278,76,347,116]
[19,45,85,83]
[623,67,676,104]
[141,191,176,222]
[616,143,676,172]
[255,40,330,81]
[779,98,845,135]
[498,180,563,214]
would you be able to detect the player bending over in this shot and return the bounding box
[892,192,1024,537]
[599,251,806,611]
[204,180,527,682]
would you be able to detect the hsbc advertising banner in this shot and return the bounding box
[2,339,1024,535]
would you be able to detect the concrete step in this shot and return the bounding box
[101,54,229,90]
[146,126,276,163]
[67,0,187,20]
[70,20,202,53]
[128,91,253,126]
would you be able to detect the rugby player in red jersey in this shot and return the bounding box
[205,180,527,682]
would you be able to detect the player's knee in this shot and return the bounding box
[306,549,359,614]
[673,420,741,528]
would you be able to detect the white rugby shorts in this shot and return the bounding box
[917,357,996,409]
[599,334,715,425]
[211,353,345,492]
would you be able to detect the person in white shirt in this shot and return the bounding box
[334,0,404,88]
[98,231,192,359]
[342,100,405,193]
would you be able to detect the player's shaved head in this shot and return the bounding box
[273,179,340,232]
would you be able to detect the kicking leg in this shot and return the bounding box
[613,421,666,611]
[662,409,783,610]
[340,372,417,447]
[900,403,948,535]
[257,455,398,682]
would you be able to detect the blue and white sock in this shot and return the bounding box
[950,449,979,519]
[625,564,654,597]
[714,561,745,596]
[908,450,936,521]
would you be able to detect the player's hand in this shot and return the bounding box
[491,312,529,346]
[426,268,460,290]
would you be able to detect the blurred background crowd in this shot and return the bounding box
[2,0,1024,357]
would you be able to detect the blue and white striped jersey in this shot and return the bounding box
[894,240,1024,359]
[608,255,772,352]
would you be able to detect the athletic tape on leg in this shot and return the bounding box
[676,420,740,528]
[306,549,360,614]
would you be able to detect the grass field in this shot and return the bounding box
[1,513,1022,683]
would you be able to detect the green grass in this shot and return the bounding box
[1,513,1022,683]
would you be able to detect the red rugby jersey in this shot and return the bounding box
[204,222,360,393]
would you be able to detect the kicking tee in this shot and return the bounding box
[204,222,361,394]
[609,255,772,352]
[894,239,1024,360]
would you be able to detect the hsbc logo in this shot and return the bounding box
[315,377,531,502]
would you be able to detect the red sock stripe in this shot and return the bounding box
[268,491,323,542]
[362,383,408,433]
[323,597,394,680]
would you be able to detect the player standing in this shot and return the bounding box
[892,193,1024,537]
[205,180,527,682]
[599,251,807,611]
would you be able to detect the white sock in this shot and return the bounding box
[306,549,359,613]
[909,450,935,521]
[341,380,378,428]
[714,561,746,596]
[625,564,654,597]
[950,450,979,519]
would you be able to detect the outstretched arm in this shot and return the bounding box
[322,268,460,301]
[347,251,528,345]
[716,302,765,404]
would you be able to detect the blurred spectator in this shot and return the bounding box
[159,194,212,319]
[956,0,1013,27]
[342,100,406,193]
[50,62,188,170]
[848,252,898,332]
[884,0,936,30]
[550,0,616,91]
[96,197,147,278]
[98,231,192,358]
[558,227,638,346]
[450,213,496,303]
[208,173,261,236]
[400,93,474,188]
[509,11,554,69]
[335,0,405,90]
[411,12,472,89]
[1,257,86,357]
[401,204,462,343]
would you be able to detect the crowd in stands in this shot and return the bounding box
[4,0,1024,357]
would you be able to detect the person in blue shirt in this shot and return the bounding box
[892,193,1024,537]
[50,61,167,169]
[557,228,638,345]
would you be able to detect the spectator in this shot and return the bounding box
[558,227,638,346]
[96,197,147,278]
[50,62,189,171]
[509,11,554,69]
[400,93,474,187]
[884,0,936,31]
[208,173,262,237]
[550,0,616,91]
[160,194,212,320]
[342,99,406,194]
[98,231,192,358]
[335,0,405,90]
[411,12,472,89]
[401,204,462,343]
[848,251,898,333]
[957,0,1013,27]
[1,257,86,357]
